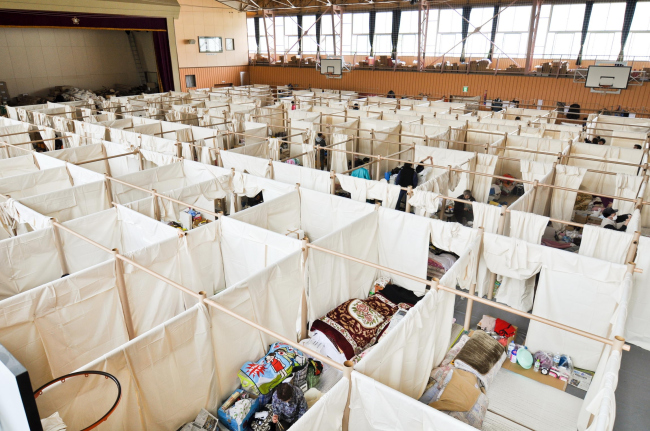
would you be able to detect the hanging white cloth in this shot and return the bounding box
[520,159,553,192]
[472,153,498,202]
[627,237,650,350]
[335,174,367,202]
[268,137,280,161]
[472,202,502,297]
[550,165,586,229]
[497,211,549,311]
[330,133,349,174]
[613,173,643,215]
[407,190,441,216]
[579,224,633,264]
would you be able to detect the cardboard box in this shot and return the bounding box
[502,359,568,391]
[469,61,478,72]
[477,59,490,70]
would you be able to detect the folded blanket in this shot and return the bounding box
[454,330,505,375]
[311,292,409,360]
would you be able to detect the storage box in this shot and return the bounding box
[217,389,260,431]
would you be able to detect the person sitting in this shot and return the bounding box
[394,162,419,211]
[291,101,296,111]
[514,116,521,121]
[387,90,396,99]
[351,158,371,180]
[453,190,476,225]
[352,103,360,110]
[600,208,631,231]
[597,138,606,145]
[271,382,308,430]
[315,133,327,170]
[634,144,642,149]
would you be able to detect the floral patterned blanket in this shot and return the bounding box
[310,292,411,360]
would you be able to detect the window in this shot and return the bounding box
[302,15,318,55]
[283,16,298,54]
[540,4,586,57]
[494,6,532,57]
[581,3,625,60]
[425,9,439,58]
[397,11,419,57]
[465,7,495,58]
[247,18,257,54]
[344,13,371,55]
[436,9,463,56]
[626,2,650,58]
[373,12,393,56]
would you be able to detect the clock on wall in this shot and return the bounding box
[198,36,223,53]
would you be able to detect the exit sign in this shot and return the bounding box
[462,86,469,93]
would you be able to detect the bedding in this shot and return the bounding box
[238,343,308,396]
[310,284,420,360]
[421,333,507,429]
[454,330,505,375]
[428,251,458,280]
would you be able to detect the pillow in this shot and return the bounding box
[453,330,505,375]
[429,369,481,412]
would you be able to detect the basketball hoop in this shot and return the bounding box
[34,371,122,431]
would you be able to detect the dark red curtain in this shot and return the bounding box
[0,9,166,30]
[153,30,175,92]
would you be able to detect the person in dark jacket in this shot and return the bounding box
[271,382,307,430]
[315,132,327,170]
[395,162,421,211]
[600,208,631,231]
[453,190,476,225]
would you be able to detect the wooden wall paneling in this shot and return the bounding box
[179,66,249,91]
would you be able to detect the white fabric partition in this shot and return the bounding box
[0,228,63,300]
[526,254,627,370]
[471,153,498,202]
[355,276,455,399]
[579,225,633,264]
[220,217,302,287]
[568,143,642,194]
[627,237,650,350]
[291,378,349,431]
[613,173,643,215]
[209,251,304,400]
[472,202,501,297]
[376,208,429,294]
[272,161,332,194]
[229,190,301,235]
[300,188,375,242]
[59,205,181,274]
[498,210,549,311]
[7,180,110,229]
[221,150,271,178]
[349,372,476,431]
[550,165,586,229]
[0,261,127,389]
[0,167,72,199]
[0,155,39,178]
[39,305,218,431]
[330,133,349,174]
[307,212,379,323]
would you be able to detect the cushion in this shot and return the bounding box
[454,330,505,375]
[429,369,481,412]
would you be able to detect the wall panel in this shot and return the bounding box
[249,66,650,111]
[179,66,248,90]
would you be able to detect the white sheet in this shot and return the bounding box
[290,378,349,431]
[627,237,650,350]
[550,165,586,229]
[472,202,502,297]
[472,153,498,203]
[579,225,633,264]
[229,190,301,236]
[613,173,643,215]
[526,254,627,370]
[349,372,477,431]
[272,162,332,195]
[307,212,379,323]
[0,228,62,300]
[0,261,127,389]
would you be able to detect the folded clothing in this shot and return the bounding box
[454,330,505,375]
[311,291,410,360]
[375,283,423,307]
